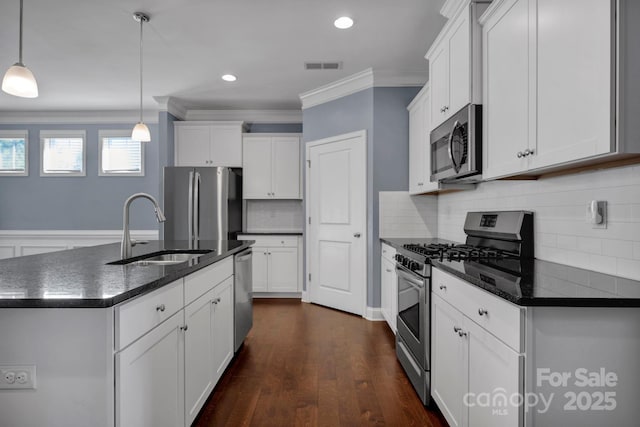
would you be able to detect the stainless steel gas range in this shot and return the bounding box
[394,210,534,406]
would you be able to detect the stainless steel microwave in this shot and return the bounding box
[430,104,482,182]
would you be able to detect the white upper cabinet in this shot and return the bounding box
[242,134,301,199]
[426,1,489,131]
[482,0,640,180]
[174,122,244,167]
[408,85,438,194]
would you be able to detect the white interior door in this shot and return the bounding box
[306,130,366,316]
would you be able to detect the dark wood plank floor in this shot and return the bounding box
[194,299,448,427]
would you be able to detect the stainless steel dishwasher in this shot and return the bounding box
[234,248,253,352]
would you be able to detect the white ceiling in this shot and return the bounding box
[0,0,447,113]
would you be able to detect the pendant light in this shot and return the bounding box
[2,0,39,98]
[131,12,151,142]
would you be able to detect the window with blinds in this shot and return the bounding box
[40,130,86,176]
[99,130,144,176]
[0,131,28,176]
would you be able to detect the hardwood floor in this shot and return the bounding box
[194,299,448,427]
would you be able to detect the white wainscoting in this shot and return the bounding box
[0,230,159,259]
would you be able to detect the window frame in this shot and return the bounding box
[0,130,29,176]
[98,130,145,177]
[40,130,87,177]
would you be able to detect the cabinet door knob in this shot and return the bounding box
[439,285,446,290]
[180,325,188,331]
[517,151,524,158]
[386,269,392,273]
[418,182,424,186]
[523,148,534,157]
[156,304,166,312]
[458,330,467,337]
[478,308,488,316]
[353,233,361,238]
[453,326,462,333]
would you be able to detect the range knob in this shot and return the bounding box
[395,254,403,263]
[410,261,420,271]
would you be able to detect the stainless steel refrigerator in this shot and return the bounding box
[163,167,242,243]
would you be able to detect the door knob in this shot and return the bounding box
[353,233,361,238]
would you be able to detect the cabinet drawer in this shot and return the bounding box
[381,242,396,262]
[115,279,184,350]
[239,235,299,247]
[184,256,234,305]
[432,267,524,352]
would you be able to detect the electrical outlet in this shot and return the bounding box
[0,365,36,389]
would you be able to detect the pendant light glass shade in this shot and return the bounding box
[3,0,38,98]
[132,122,151,142]
[131,12,150,142]
[2,62,38,98]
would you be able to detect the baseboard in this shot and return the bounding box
[253,292,302,299]
[364,306,385,321]
[0,230,159,259]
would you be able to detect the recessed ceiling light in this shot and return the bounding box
[222,74,237,82]
[334,16,354,29]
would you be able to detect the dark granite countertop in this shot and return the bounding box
[432,258,640,307]
[380,237,454,248]
[238,232,303,236]
[380,237,640,307]
[0,240,253,309]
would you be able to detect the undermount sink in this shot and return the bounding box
[108,250,213,266]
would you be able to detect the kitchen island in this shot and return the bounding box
[0,240,253,427]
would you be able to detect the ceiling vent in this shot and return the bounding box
[304,61,343,70]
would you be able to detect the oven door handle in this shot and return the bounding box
[396,266,425,289]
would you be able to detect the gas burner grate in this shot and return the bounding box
[402,243,515,262]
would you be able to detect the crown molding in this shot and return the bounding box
[0,110,159,125]
[299,68,374,110]
[153,96,187,120]
[440,0,466,19]
[184,109,302,123]
[299,68,426,110]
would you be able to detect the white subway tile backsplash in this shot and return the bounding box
[245,200,304,233]
[577,237,602,255]
[379,192,437,238]
[436,163,640,281]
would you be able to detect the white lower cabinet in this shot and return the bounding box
[116,259,235,427]
[184,289,215,426]
[116,311,185,427]
[380,242,397,333]
[211,277,234,384]
[432,268,524,427]
[238,235,301,294]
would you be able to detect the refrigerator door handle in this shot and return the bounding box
[188,171,194,248]
[194,171,201,246]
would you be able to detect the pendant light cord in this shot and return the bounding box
[18,0,24,64]
[139,15,143,123]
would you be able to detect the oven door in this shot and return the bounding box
[396,265,427,368]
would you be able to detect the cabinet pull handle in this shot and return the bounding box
[418,182,424,186]
[453,326,462,333]
[478,308,488,316]
[458,330,467,337]
[212,297,222,305]
[439,285,446,290]
[156,304,166,312]
[180,325,188,331]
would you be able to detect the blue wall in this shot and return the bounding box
[302,86,420,308]
[0,122,160,230]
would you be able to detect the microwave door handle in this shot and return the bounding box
[447,120,461,173]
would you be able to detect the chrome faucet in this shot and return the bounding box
[121,192,166,259]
